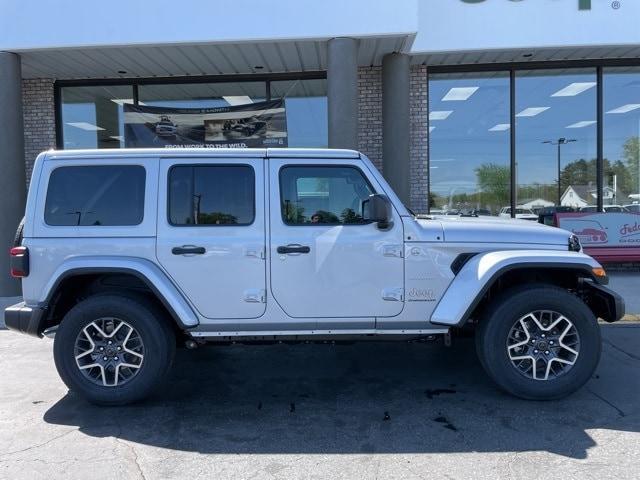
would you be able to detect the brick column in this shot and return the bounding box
[22,78,56,182]
[409,65,429,214]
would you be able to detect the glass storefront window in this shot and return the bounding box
[138,82,265,108]
[270,79,328,147]
[515,69,597,212]
[428,72,510,215]
[60,85,134,149]
[603,67,640,212]
[59,78,327,149]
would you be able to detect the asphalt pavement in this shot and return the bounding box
[0,324,638,479]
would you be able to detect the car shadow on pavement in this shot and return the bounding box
[43,326,640,459]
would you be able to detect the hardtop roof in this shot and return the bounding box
[44,148,361,161]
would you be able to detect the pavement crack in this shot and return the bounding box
[0,428,77,458]
[115,437,147,480]
[587,388,626,417]
[603,338,640,361]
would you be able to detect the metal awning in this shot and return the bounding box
[19,36,411,80]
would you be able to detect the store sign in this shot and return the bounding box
[556,212,640,247]
[460,0,591,10]
[124,99,287,148]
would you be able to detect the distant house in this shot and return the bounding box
[518,198,555,211]
[561,185,623,208]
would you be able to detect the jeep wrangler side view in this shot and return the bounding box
[6,148,624,405]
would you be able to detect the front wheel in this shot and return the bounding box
[476,285,601,400]
[53,294,176,405]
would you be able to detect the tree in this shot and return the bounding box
[559,157,634,198]
[622,136,640,195]
[475,163,510,207]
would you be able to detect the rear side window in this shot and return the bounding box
[45,165,146,226]
[168,165,255,226]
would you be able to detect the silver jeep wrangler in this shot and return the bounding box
[6,148,624,405]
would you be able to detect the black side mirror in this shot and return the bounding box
[363,194,393,229]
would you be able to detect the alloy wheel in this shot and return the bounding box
[74,317,145,387]
[506,310,580,381]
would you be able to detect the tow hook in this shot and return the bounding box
[184,339,199,349]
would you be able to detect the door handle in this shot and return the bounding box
[172,245,206,255]
[277,244,311,254]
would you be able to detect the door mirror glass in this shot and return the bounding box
[363,194,393,229]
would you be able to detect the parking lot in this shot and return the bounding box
[0,321,638,480]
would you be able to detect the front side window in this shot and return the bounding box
[45,165,145,226]
[280,166,374,225]
[168,165,255,226]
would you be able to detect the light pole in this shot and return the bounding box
[542,138,576,206]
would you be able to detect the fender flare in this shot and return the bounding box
[429,250,604,327]
[41,256,199,329]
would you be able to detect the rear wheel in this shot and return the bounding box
[53,294,175,405]
[476,285,601,400]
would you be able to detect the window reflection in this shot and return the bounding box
[61,85,133,149]
[603,67,640,212]
[271,79,328,148]
[138,82,265,108]
[515,69,597,212]
[428,72,510,215]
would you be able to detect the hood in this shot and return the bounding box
[417,215,572,246]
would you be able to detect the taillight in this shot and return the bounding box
[9,246,29,278]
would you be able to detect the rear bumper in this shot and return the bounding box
[4,302,46,337]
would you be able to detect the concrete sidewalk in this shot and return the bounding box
[608,272,640,316]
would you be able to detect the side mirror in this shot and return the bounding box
[363,194,393,229]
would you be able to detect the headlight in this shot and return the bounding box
[568,234,581,252]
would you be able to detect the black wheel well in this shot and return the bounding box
[467,267,596,324]
[44,273,184,339]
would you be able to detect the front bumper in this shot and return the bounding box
[583,281,625,323]
[4,302,47,337]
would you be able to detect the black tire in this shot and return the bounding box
[475,284,601,400]
[53,294,176,406]
[13,217,25,247]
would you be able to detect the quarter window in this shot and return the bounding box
[44,165,145,226]
[168,165,255,226]
[280,166,374,225]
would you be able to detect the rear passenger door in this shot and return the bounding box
[156,157,266,319]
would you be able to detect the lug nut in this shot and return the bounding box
[541,334,546,338]
[117,346,122,351]
[549,341,554,345]
[103,356,108,361]
[534,349,539,354]
[99,347,104,351]
[114,356,119,361]
[545,351,550,355]
[107,341,112,345]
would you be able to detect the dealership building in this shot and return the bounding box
[1,0,640,295]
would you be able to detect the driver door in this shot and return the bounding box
[269,159,405,323]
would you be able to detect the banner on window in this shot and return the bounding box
[123,99,287,148]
